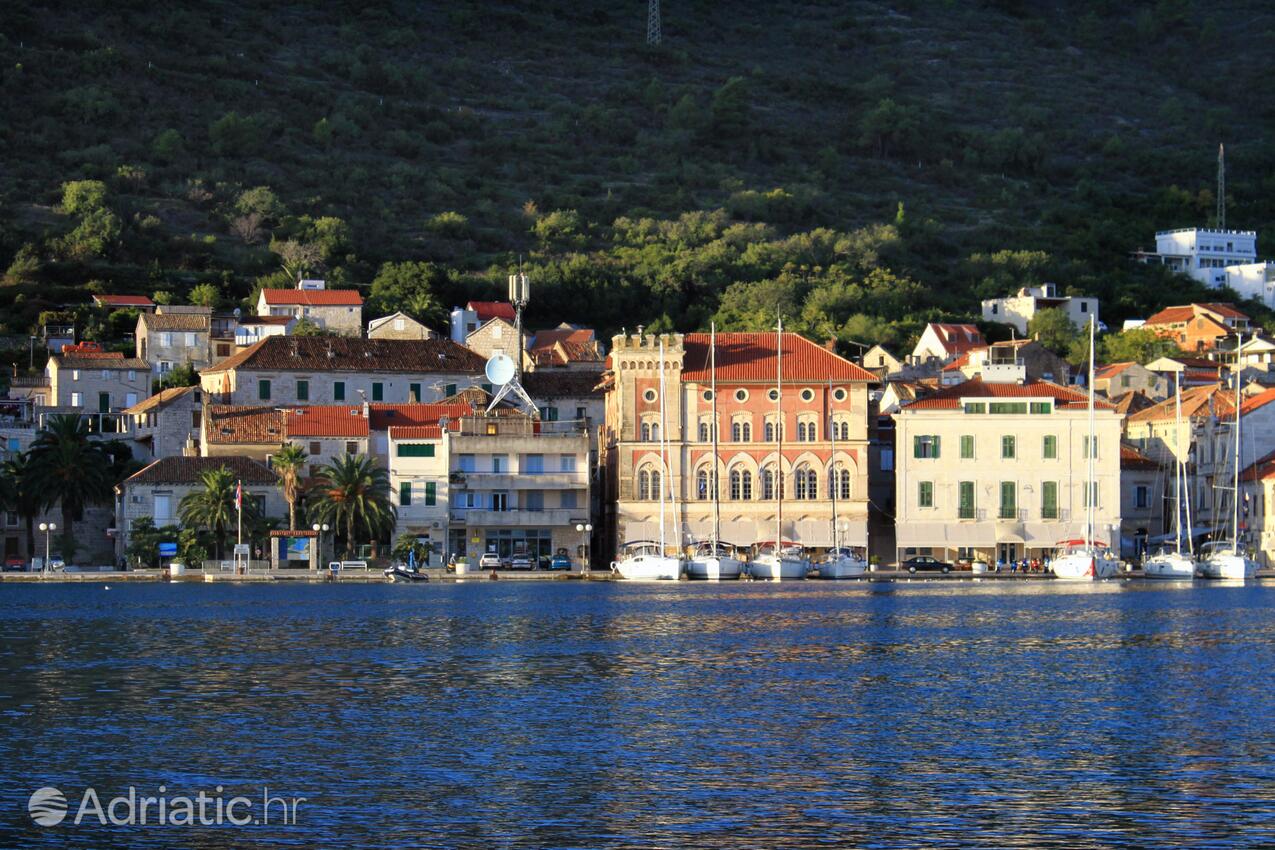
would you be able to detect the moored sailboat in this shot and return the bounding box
[688,323,743,580]
[1144,370,1196,580]
[818,375,866,579]
[1200,350,1257,580]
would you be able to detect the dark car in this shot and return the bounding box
[901,556,952,574]
[2,557,25,572]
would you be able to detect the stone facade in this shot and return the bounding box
[47,354,151,413]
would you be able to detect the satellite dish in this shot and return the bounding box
[485,353,516,386]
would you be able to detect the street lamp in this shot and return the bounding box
[312,522,330,568]
[575,522,593,572]
[38,522,56,571]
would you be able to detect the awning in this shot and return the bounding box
[994,521,1026,544]
[943,523,996,546]
[895,521,954,548]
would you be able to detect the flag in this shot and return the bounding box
[235,480,242,511]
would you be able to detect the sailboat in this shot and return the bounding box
[613,338,683,581]
[1144,370,1196,579]
[1200,347,1258,580]
[819,376,866,579]
[748,317,810,580]
[688,324,743,580]
[1051,316,1121,581]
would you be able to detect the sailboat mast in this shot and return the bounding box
[1086,316,1095,550]
[829,375,838,551]
[1233,336,1242,552]
[776,316,784,551]
[1174,370,1182,553]
[658,338,667,554]
[710,323,721,549]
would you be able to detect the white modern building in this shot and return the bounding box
[1224,262,1275,308]
[1138,228,1258,288]
[981,284,1099,335]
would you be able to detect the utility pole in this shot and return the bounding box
[647,0,661,46]
[1217,142,1226,230]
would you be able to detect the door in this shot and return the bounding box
[98,392,110,413]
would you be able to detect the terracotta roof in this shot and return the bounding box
[367,403,473,430]
[238,315,294,326]
[202,336,486,375]
[124,386,196,414]
[1120,443,1159,470]
[523,370,606,398]
[388,425,446,440]
[899,377,1109,411]
[1108,390,1154,416]
[1144,306,1195,325]
[1198,302,1249,320]
[94,294,154,308]
[467,301,516,322]
[929,323,986,356]
[1094,362,1136,380]
[529,339,604,367]
[681,333,876,383]
[261,289,363,306]
[942,350,975,372]
[52,352,149,369]
[531,327,595,349]
[1241,450,1275,482]
[126,456,277,486]
[1127,382,1275,423]
[206,405,370,444]
[141,312,211,332]
[1146,302,1249,325]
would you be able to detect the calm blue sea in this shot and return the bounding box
[0,580,1272,848]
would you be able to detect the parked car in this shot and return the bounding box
[48,556,65,571]
[478,552,503,569]
[901,556,952,574]
[2,557,25,572]
[510,555,533,570]
[548,553,573,571]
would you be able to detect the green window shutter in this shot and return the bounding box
[918,481,933,508]
[397,443,435,458]
[409,383,421,403]
[297,379,309,401]
[1043,435,1056,459]
[913,435,922,458]
[933,435,940,458]
[258,379,271,400]
[333,382,345,402]
[445,383,457,397]
[425,481,436,506]
[1002,435,1015,459]
[959,481,975,519]
[400,481,412,506]
[1000,481,1016,518]
[372,382,384,402]
[1042,481,1058,519]
[960,435,974,459]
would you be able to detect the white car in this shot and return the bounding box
[510,555,533,570]
[478,552,503,569]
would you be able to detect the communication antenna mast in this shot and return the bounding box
[1217,143,1226,230]
[647,0,661,46]
[508,264,530,382]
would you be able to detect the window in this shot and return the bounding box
[1135,485,1149,509]
[959,481,975,519]
[637,468,660,500]
[735,389,748,402]
[1029,402,1051,414]
[560,490,577,509]
[491,492,509,512]
[459,454,475,473]
[560,454,576,472]
[918,481,934,508]
[1121,375,1131,389]
[1082,436,1098,459]
[372,382,384,402]
[128,370,136,382]
[159,333,172,347]
[730,468,752,500]
[1002,435,1016,459]
[72,369,80,381]
[1084,481,1099,508]
[186,333,196,347]
[1080,302,1088,313]
[409,383,421,402]
[445,383,457,397]
[762,467,784,500]
[491,455,505,473]
[397,443,435,458]
[764,421,782,441]
[258,379,271,400]
[963,402,986,414]
[702,390,714,401]
[309,441,322,455]
[400,482,412,506]
[794,467,816,500]
[333,382,346,402]
[643,389,657,403]
[800,388,814,402]
[913,435,941,459]
[70,392,82,407]
[1043,435,1057,459]
[830,468,851,500]
[641,422,660,442]
[768,389,780,402]
[960,435,974,459]
[696,469,709,500]
[699,421,710,442]
[345,441,357,455]
[1042,481,1058,519]
[524,491,544,511]
[833,387,847,402]
[732,421,751,442]
[543,406,559,421]
[525,454,544,473]
[297,379,309,401]
[999,482,1017,519]
[989,402,1028,414]
[576,406,587,421]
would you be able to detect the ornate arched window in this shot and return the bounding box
[699,421,710,442]
[696,468,709,500]
[730,468,753,500]
[637,468,650,500]
[762,466,784,500]
[829,468,851,499]
[640,422,651,442]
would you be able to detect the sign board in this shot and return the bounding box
[471,536,481,544]
[158,542,178,557]
[233,543,250,556]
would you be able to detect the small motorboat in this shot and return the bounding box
[385,565,430,583]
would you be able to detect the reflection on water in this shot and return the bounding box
[1,581,1274,847]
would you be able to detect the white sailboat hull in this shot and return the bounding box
[613,555,682,581]
[1143,552,1196,580]
[686,556,742,580]
[748,555,809,581]
[1199,552,1257,580]
[1051,551,1120,581]
[819,555,867,579]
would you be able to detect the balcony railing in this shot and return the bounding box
[455,509,576,527]
[452,471,587,488]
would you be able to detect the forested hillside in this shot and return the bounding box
[3,0,1275,355]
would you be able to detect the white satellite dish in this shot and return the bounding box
[485,352,516,386]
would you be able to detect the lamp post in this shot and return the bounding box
[575,522,593,572]
[39,521,56,572]
[312,522,330,569]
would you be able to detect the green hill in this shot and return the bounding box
[3,0,1275,353]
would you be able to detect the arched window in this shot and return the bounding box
[838,468,851,499]
[765,421,782,442]
[797,420,816,441]
[730,468,753,500]
[762,466,784,500]
[839,421,850,441]
[651,423,660,442]
[696,469,709,500]
[640,422,650,442]
[698,421,710,442]
[637,469,650,500]
[741,422,751,442]
[805,467,818,499]
[794,465,809,499]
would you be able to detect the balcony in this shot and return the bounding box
[452,471,587,489]
[456,509,577,527]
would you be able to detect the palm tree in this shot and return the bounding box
[25,415,113,559]
[308,454,394,558]
[1,455,47,562]
[271,444,308,531]
[178,466,259,560]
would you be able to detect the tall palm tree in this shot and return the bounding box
[271,443,308,531]
[178,466,259,560]
[1,455,47,562]
[26,415,112,559]
[308,454,394,558]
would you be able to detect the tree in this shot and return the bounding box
[858,97,922,159]
[1101,327,1180,364]
[124,516,181,569]
[392,532,430,566]
[151,128,185,163]
[61,180,107,215]
[0,454,46,562]
[290,317,333,337]
[307,454,394,558]
[178,466,259,560]
[270,238,324,280]
[158,362,198,389]
[271,444,308,531]
[709,76,751,138]
[367,260,447,324]
[234,186,285,223]
[1026,307,1081,356]
[25,415,113,559]
[188,282,221,308]
[209,111,262,157]
[4,243,41,284]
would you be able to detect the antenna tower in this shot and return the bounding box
[1217,143,1226,230]
[647,0,661,46]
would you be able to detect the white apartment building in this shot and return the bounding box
[1223,262,1275,308]
[1139,228,1258,288]
[387,425,449,565]
[894,378,1122,565]
[981,284,1099,335]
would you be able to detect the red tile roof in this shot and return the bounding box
[467,301,516,322]
[899,377,1109,410]
[1146,302,1249,325]
[388,425,447,440]
[126,455,277,485]
[1120,443,1159,470]
[531,327,595,349]
[1127,382,1275,423]
[202,335,486,374]
[929,323,986,356]
[1144,306,1195,325]
[681,332,876,383]
[261,289,363,306]
[206,405,370,444]
[367,403,472,430]
[1094,361,1136,380]
[94,294,155,308]
[1242,450,1275,482]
